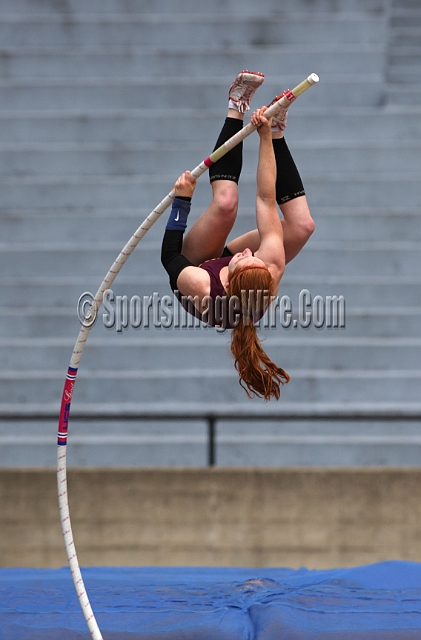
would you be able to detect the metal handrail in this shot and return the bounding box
[3,406,421,467]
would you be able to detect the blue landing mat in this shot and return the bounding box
[1,562,421,639]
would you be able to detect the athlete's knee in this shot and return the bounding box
[293,211,315,244]
[302,214,315,238]
[211,183,238,219]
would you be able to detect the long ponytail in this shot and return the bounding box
[228,266,290,401]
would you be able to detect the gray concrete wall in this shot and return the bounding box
[1,468,421,569]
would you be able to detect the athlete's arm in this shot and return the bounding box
[161,170,197,290]
[251,107,285,286]
[161,171,211,309]
[175,266,210,303]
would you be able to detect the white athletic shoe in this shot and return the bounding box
[228,70,265,113]
[268,90,294,131]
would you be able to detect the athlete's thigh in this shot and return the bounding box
[227,229,261,255]
[182,183,239,264]
[182,212,233,264]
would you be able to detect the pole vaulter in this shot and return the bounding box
[57,73,319,640]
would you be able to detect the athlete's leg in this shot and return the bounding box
[181,110,243,264]
[227,130,314,264]
[272,129,314,264]
[182,70,264,265]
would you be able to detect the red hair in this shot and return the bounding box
[227,265,290,401]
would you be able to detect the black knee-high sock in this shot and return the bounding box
[272,137,305,205]
[209,117,243,184]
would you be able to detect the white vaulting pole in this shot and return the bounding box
[57,73,319,640]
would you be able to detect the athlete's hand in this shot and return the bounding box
[251,106,272,137]
[174,171,196,198]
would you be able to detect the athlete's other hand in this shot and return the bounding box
[251,106,272,137]
[174,171,196,198]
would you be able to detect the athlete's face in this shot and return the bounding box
[228,248,266,275]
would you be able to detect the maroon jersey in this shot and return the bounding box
[199,255,232,299]
[177,255,265,329]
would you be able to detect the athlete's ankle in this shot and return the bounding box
[227,107,244,121]
[272,130,284,140]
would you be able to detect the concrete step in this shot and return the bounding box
[1,307,420,339]
[388,44,421,84]
[387,84,421,105]
[389,6,420,88]
[0,14,388,48]
[391,11,421,29]
[0,174,420,210]
[1,336,421,372]
[0,76,384,110]
[392,1,421,8]
[1,275,420,307]
[217,419,421,468]
[0,45,386,79]
[389,66,421,83]
[389,45,421,59]
[1,109,420,144]
[0,418,209,468]
[1,367,420,404]
[0,238,420,277]
[2,417,421,469]
[2,207,419,243]
[1,140,419,177]
[390,29,421,48]
[0,0,391,15]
